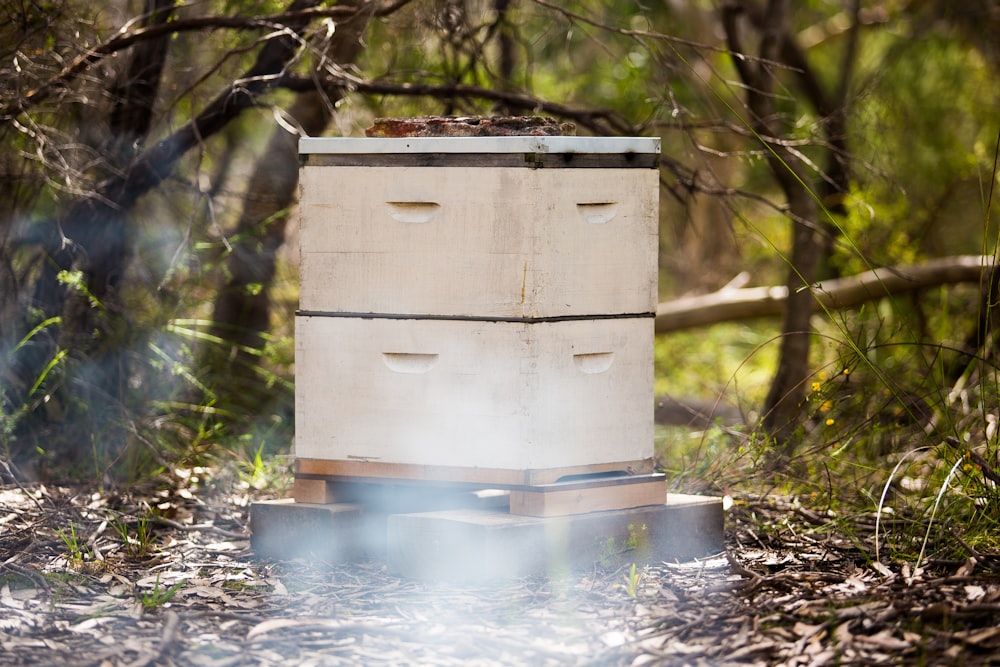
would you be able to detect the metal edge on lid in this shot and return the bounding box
[298,136,660,155]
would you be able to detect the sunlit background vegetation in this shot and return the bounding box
[1,0,999,563]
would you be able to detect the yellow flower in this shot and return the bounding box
[811,382,822,393]
[820,400,832,413]
[825,418,835,426]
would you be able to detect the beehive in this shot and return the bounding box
[295,135,660,488]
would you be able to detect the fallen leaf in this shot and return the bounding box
[964,585,985,602]
[853,631,911,651]
[1,584,24,610]
[953,627,1000,646]
[954,557,977,577]
[246,617,343,641]
[792,622,824,638]
[871,561,893,578]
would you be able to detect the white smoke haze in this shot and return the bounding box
[252,554,676,666]
[294,316,653,472]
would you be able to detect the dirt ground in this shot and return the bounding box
[1,479,999,666]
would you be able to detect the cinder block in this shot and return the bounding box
[386,494,725,582]
[249,499,368,561]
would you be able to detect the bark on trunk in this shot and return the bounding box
[205,7,373,410]
[9,0,324,469]
[721,0,853,455]
[654,256,997,333]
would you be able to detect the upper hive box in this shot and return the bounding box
[298,136,660,319]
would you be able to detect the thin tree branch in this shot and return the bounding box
[277,72,637,136]
[655,256,998,333]
[0,3,402,122]
[529,0,793,67]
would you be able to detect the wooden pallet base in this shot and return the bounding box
[294,457,655,491]
[294,473,667,517]
[250,493,724,581]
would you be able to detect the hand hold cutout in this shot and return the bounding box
[386,202,441,223]
[573,352,615,374]
[382,352,439,374]
[576,202,618,224]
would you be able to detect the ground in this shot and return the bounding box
[1,479,998,666]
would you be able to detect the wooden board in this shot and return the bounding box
[508,474,667,517]
[298,166,658,318]
[298,135,660,158]
[292,477,337,504]
[291,478,511,512]
[294,457,655,489]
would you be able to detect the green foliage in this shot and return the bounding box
[110,509,157,560]
[139,573,184,611]
[621,562,639,598]
[841,33,1000,269]
[55,523,94,565]
[654,323,777,402]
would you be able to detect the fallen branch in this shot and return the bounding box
[126,611,181,667]
[655,255,997,334]
[945,436,1000,487]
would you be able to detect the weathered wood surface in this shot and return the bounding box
[508,474,668,517]
[294,316,654,472]
[299,166,659,318]
[294,457,655,489]
[364,115,576,137]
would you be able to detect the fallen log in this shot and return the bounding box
[655,255,997,334]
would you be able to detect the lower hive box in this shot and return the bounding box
[294,315,654,486]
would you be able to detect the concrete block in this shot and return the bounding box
[249,499,368,562]
[386,494,725,582]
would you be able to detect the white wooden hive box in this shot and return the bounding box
[294,136,660,483]
[294,316,654,476]
[298,138,660,319]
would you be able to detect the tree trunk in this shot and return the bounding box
[205,7,373,414]
[760,188,821,446]
[721,0,859,456]
[8,0,323,471]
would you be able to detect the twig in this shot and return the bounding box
[725,549,763,594]
[149,516,248,539]
[945,436,1000,486]
[0,561,50,591]
[0,458,48,515]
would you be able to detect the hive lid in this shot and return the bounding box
[299,135,660,156]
